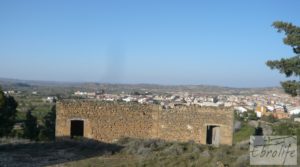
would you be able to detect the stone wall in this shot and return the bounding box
[157,106,233,145]
[56,101,234,145]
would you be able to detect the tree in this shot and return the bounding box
[23,110,39,140]
[261,115,277,123]
[0,87,18,137]
[266,21,300,96]
[39,105,56,141]
[247,110,258,120]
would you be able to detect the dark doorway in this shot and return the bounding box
[71,120,84,138]
[206,125,220,145]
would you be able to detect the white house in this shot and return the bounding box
[266,106,275,112]
[234,106,247,113]
[199,102,219,107]
[122,96,137,102]
[138,98,147,104]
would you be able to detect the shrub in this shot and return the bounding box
[261,115,277,123]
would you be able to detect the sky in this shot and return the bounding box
[0,0,299,88]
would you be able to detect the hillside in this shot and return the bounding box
[0,78,284,96]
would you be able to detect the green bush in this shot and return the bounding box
[23,110,39,140]
[261,115,277,123]
[0,89,18,137]
[272,122,300,144]
[38,105,56,141]
[247,111,258,120]
[233,123,255,143]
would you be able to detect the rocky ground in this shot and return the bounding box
[0,137,299,167]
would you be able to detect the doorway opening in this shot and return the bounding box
[70,120,84,138]
[206,125,220,145]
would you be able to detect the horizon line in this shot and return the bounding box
[0,77,282,90]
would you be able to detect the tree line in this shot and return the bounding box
[0,86,56,141]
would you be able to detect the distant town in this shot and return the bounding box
[70,89,300,120]
[3,79,300,122]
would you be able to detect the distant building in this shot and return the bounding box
[138,98,147,104]
[273,111,289,119]
[74,91,97,98]
[4,90,15,94]
[266,106,275,112]
[234,106,247,113]
[74,91,87,96]
[122,96,137,102]
[255,105,268,118]
[43,96,57,103]
[87,92,96,98]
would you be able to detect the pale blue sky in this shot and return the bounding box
[0,0,299,87]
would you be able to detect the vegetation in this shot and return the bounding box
[23,110,39,140]
[233,123,255,143]
[261,114,277,123]
[38,105,56,141]
[247,111,257,120]
[0,87,18,137]
[234,110,257,121]
[0,138,252,167]
[272,121,300,145]
[0,83,57,141]
[266,21,300,96]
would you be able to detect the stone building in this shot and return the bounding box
[56,100,234,146]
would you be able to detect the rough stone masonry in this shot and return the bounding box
[56,100,234,145]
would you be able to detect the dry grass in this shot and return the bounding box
[2,137,298,167]
[56,138,250,167]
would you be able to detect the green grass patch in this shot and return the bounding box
[31,104,52,122]
[233,123,255,143]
